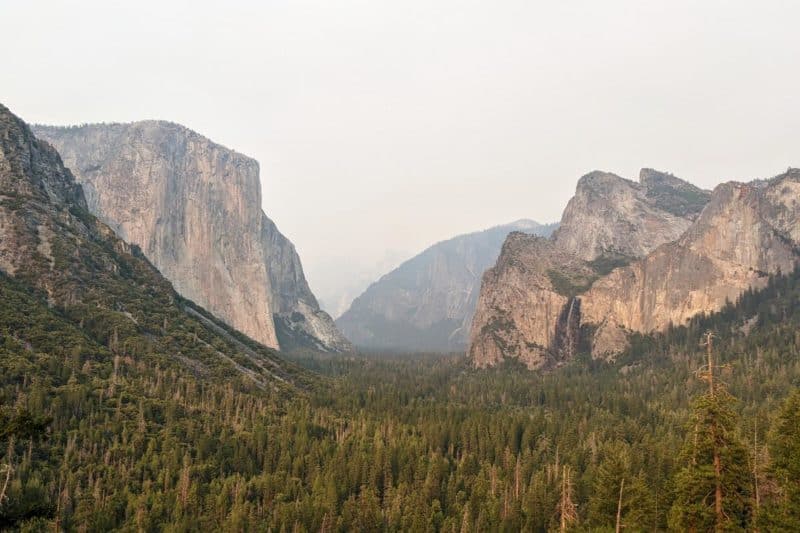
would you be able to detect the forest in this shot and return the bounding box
[2,267,800,531]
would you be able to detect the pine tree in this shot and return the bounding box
[668,333,752,532]
[765,389,800,530]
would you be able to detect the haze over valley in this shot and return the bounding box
[2,1,800,531]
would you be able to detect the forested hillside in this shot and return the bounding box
[3,256,800,530]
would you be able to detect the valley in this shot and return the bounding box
[4,1,800,530]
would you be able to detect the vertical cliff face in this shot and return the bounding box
[33,122,350,352]
[471,168,800,369]
[0,103,307,389]
[336,220,556,352]
[261,214,351,352]
[468,233,596,369]
[582,172,800,355]
[469,169,711,368]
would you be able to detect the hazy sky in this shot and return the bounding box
[4,0,800,313]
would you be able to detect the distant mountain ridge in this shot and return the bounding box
[336,219,556,352]
[33,121,350,353]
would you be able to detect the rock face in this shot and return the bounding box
[470,169,713,369]
[33,122,350,352]
[582,172,800,355]
[552,169,709,261]
[0,103,308,388]
[336,220,556,352]
[469,233,594,368]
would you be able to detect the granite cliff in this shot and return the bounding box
[470,169,714,368]
[33,122,350,352]
[583,171,800,357]
[552,169,708,261]
[468,233,594,368]
[0,103,308,388]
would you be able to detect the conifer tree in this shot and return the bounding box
[765,389,800,530]
[668,333,751,532]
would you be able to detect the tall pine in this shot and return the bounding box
[668,333,751,532]
[764,389,800,529]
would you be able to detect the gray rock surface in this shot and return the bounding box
[468,233,594,369]
[552,170,708,261]
[33,122,350,352]
[0,103,306,389]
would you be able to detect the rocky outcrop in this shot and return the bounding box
[33,122,350,352]
[470,169,712,368]
[552,170,708,261]
[639,168,711,219]
[336,220,556,352]
[469,233,595,368]
[583,172,800,355]
[258,214,351,352]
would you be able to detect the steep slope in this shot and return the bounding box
[583,172,800,356]
[0,103,309,390]
[32,122,350,353]
[470,169,711,368]
[336,220,556,352]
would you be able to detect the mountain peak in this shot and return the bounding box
[471,167,713,368]
[553,169,703,261]
[0,104,85,210]
[1,103,308,389]
[574,170,636,194]
[639,168,711,218]
[504,218,542,230]
[336,221,554,352]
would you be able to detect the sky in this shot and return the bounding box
[4,0,800,315]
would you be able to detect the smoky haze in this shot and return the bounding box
[4,0,800,315]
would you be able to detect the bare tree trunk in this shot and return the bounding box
[560,465,577,532]
[0,436,14,509]
[753,421,760,532]
[706,332,724,531]
[615,477,625,533]
[560,470,567,533]
[0,463,13,508]
[714,447,723,530]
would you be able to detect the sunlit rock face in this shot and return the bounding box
[34,122,350,352]
[470,168,730,368]
[468,233,595,370]
[582,172,800,355]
